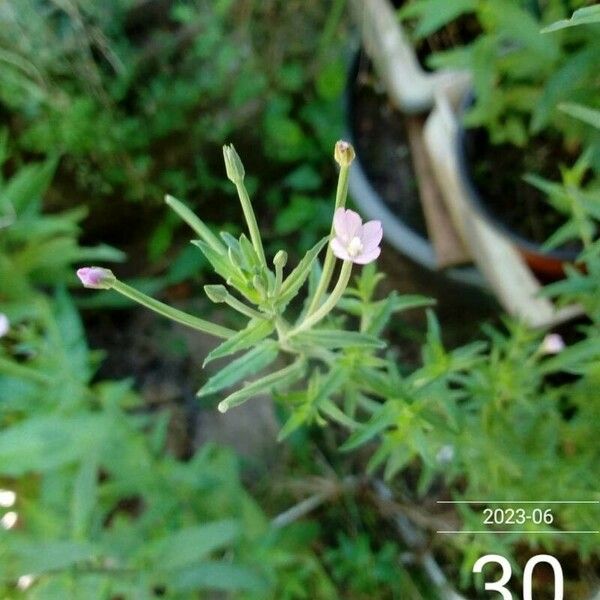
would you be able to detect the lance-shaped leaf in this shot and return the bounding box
[204,318,274,366]
[365,293,434,336]
[340,404,396,452]
[276,237,328,310]
[198,342,279,396]
[142,519,240,570]
[294,329,385,350]
[193,239,238,282]
[217,359,306,412]
[166,195,224,253]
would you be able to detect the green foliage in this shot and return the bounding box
[0,146,340,598]
[83,143,600,593]
[401,0,600,156]
[0,0,347,268]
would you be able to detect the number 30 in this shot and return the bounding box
[473,554,563,599]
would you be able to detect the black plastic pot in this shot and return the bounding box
[345,51,485,289]
[455,92,579,280]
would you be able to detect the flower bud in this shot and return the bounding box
[0,313,9,338]
[223,144,245,184]
[273,250,288,269]
[334,140,355,168]
[76,267,115,290]
[540,333,565,355]
[204,284,228,303]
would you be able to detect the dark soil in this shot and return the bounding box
[463,127,581,252]
[349,55,427,239]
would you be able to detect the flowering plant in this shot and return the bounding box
[78,141,409,422]
[78,141,600,594]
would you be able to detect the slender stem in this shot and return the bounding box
[165,195,225,254]
[224,293,263,320]
[235,181,266,267]
[306,164,350,314]
[111,280,233,338]
[287,260,352,338]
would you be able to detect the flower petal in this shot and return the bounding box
[359,220,383,253]
[330,237,351,261]
[333,208,362,244]
[353,247,381,265]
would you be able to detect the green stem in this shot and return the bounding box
[305,164,350,315]
[165,195,225,254]
[224,293,263,320]
[287,260,352,339]
[111,280,233,338]
[235,181,266,267]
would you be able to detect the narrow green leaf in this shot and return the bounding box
[559,102,600,130]
[277,237,328,309]
[10,540,96,574]
[319,399,359,430]
[340,405,395,452]
[541,5,600,32]
[2,158,56,212]
[198,342,279,396]
[294,329,385,350]
[193,239,254,298]
[204,318,274,365]
[218,359,306,412]
[277,405,312,441]
[366,293,434,336]
[144,520,240,570]
[170,561,265,593]
[165,195,224,253]
[239,233,261,272]
[192,239,237,282]
[539,338,600,374]
[71,456,98,540]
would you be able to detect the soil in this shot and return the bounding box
[349,54,427,239]
[463,126,582,253]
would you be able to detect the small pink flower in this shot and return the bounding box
[540,333,565,355]
[76,267,115,290]
[330,208,382,264]
[0,313,9,338]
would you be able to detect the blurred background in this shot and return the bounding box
[0,0,599,598]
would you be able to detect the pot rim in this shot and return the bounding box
[455,91,579,264]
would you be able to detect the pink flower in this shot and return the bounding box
[540,333,565,355]
[76,267,115,290]
[330,208,382,264]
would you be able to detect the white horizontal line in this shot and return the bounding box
[436,501,600,504]
[437,531,599,535]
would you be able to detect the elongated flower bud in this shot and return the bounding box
[76,267,116,290]
[273,250,288,269]
[204,284,228,303]
[334,140,355,168]
[223,144,245,184]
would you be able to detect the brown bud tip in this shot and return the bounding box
[334,140,355,167]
